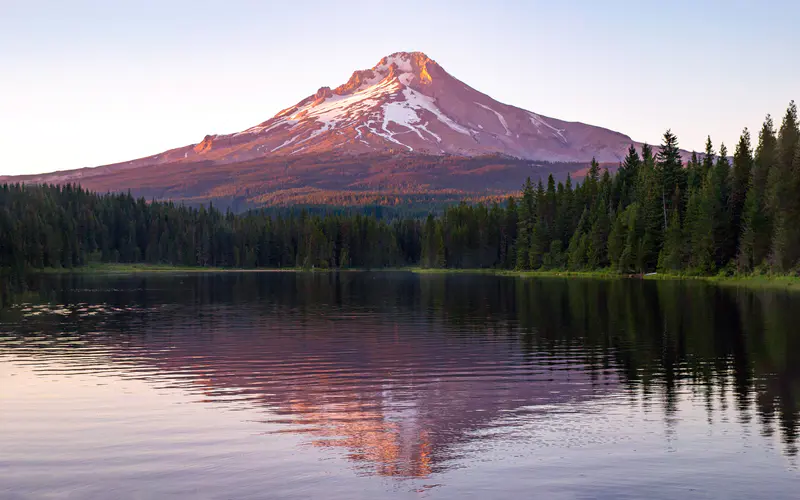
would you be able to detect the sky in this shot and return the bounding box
[1,0,798,175]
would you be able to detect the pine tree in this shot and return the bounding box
[687,151,703,192]
[516,178,535,269]
[656,129,686,224]
[769,102,800,270]
[729,128,753,258]
[607,204,626,270]
[637,146,663,271]
[739,116,778,270]
[712,144,732,266]
[617,203,643,272]
[434,223,446,268]
[618,145,641,205]
[420,214,436,268]
[658,202,683,272]
[567,208,590,270]
[702,136,715,179]
[685,184,715,273]
[586,199,610,269]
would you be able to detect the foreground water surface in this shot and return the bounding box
[1,272,799,499]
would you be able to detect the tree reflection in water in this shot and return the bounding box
[1,272,799,477]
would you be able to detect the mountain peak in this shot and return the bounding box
[206,50,636,160]
[374,51,436,85]
[92,51,638,169]
[334,51,437,96]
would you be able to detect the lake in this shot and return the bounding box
[1,272,799,499]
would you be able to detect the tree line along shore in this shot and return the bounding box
[1,102,798,285]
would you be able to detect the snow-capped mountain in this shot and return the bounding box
[101,51,637,169]
[4,51,649,207]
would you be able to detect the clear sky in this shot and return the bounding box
[1,0,798,175]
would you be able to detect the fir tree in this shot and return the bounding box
[618,145,641,205]
[607,204,626,270]
[702,136,715,178]
[729,128,753,258]
[567,208,590,270]
[713,144,732,266]
[586,199,611,269]
[656,129,686,224]
[637,145,663,271]
[658,205,684,272]
[687,151,702,192]
[739,116,777,270]
[685,184,715,273]
[769,102,800,270]
[618,203,643,272]
[515,178,535,269]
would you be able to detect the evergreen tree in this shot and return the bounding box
[685,183,716,273]
[729,128,753,258]
[687,151,703,192]
[618,203,643,272]
[607,204,626,270]
[516,178,535,269]
[658,205,684,272]
[713,144,733,266]
[567,208,590,270]
[702,136,715,179]
[656,129,686,224]
[617,145,641,205]
[637,146,663,271]
[586,199,610,269]
[739,116,778,270]
[769,102,800,270]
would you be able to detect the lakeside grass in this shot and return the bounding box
[35,263,800,289]
[410,267,800,290]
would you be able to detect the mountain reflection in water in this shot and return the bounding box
[1,272,799,497]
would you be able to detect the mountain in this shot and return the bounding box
[3,51,646,208]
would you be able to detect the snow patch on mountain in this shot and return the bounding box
[475,102,510,136]
[529,112,567,144]
[382,87,471,145]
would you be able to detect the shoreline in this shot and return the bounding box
[409,267,800,289]
[30,264,800,289]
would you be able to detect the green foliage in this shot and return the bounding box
[658,207,683,272]
[739,116,777,270]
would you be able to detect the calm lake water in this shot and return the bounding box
[1,272,800,499]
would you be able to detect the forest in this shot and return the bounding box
[0,102,798,276]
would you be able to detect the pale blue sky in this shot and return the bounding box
[1,0,797,175]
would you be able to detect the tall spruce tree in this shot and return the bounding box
[618,145,641,205]
[769,102,800,270]
[607,203,626,270]
[685,181,716,273]
[729,128,753,258]
[658,203,684,272]
[656,129,686,226]
[702,136,715,179]
[567,208,591,270]
[516,178,535,269]
[709,144,732,266]
[687,151,702,192]
[739,116,778,270]
[637,144,663,270]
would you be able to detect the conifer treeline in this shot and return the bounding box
[1,102,798,275]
